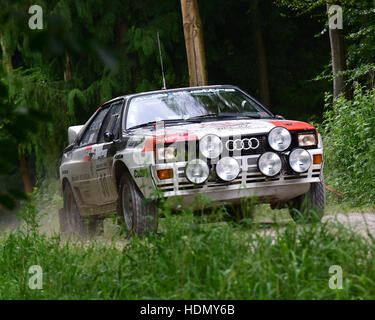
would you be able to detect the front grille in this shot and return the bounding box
[155,153,322,194]
[225,134,268,156]
[157,130,317,165]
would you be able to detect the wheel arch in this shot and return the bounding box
[113,160,132,192]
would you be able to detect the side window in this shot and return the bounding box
[97,101,123,143]
[79,107,110,147]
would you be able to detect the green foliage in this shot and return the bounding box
[1,0,189,182]
[1,202,375,299]
[2,0,374,205]
[0,66,47,210]
[345,3,375,88]
[275,0,359,14]
[67,89,86,122]
[278,0,375,90]
[322,85,375,205]
[7,68,64,178]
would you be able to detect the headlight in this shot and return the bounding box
[298,133,316,147]
[185,159,209,184]
[216,157,240,182]
[268,127,291,151]
[258,152,282,177]
[200,134,223,159]
[289,148,312,173]
[156,146,177,161]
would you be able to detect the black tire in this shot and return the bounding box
[61,183,103,237]
[117,171,158,235]
[289,175,326,223]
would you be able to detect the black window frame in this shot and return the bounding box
[78,107,110,147]
[97,99,124,144]
[77,99,126,148]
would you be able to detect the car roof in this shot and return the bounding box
[103,84,241,105]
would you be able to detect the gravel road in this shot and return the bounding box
[322,212,375,239]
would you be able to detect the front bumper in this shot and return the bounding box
[150,149,323,207]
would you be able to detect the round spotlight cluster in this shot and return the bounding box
[268,127,291,152]
[185,159,209,184]
[258,152,282,177]
[200,134,223,159]
[289,148,312,173]
[216,157,241,182]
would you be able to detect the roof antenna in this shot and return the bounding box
[157,32,167,90]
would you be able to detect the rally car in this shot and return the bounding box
[59,85,325,236]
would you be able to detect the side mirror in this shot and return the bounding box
[275,114,285,120]
[68,125,84,144]
[103,131,114,142]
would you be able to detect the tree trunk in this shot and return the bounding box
[249,0,271,107]
[180,0,208,86]
[0,32,13,75]
[327,3,348,99]
[1,32,33,194]
[63,51,72,81]
[18,145,33,194]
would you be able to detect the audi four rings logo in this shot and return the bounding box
[226,138,260,151]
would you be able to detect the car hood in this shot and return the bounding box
[128,119,315,140]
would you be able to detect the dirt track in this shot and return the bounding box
[322,212,375,239]
[254,211,375,241]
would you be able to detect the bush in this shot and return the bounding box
[322,86,375,206]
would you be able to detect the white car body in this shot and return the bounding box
[59,85,323,217]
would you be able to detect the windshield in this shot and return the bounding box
[125,88,273,129]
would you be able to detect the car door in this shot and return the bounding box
[70,106,110,206]
[91,100,124,204]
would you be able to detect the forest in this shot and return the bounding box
[1,0,375,300]
[1,0,374,205]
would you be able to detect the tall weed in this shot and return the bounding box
[322,86,375,205]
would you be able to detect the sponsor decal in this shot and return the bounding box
[200,121,270,131]
[142,133,198,152]
[83,155,92,162]
[83,146,94,162]
[268,121,315,131]
[95,145,108,159]
[127,137,145,148]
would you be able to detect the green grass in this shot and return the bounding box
[1,198,375,300]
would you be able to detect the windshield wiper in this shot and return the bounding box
[126,112,263,130]
[220,112,261,119]
[186,112,261,122]
[185,113,218,121]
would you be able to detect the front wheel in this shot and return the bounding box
[117,171,158,235]
[289,175,326,223]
